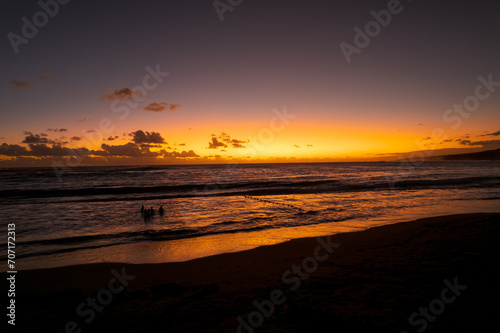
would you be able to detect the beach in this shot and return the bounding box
[2,0,500,332]
[8,212,500,332]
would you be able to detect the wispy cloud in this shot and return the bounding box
[101,88,138,101]
[479,130,500,137]
[39,74,58,83]
[458,139,500,148]
[144,102,181,112]
[9,79,30,89]
[47,128,67,132]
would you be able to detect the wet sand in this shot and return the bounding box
[7,213,500,332]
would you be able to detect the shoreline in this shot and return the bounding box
[9,201,500,272]
[7,213,500,332]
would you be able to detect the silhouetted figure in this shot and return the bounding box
[141,205,145,213]
[150,207,155,215]
[159,206,164,215]
[143,208,150,221]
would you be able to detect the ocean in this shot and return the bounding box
[1,161,499,271]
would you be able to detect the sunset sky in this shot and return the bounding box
[1,0,499,167]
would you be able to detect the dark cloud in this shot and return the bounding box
[101,88,138,101]
[144,102,181,112]
[140,143,162,148]
[71,136,81,141]
[22,133,53,144]
[458,139,500,148]
[229,139,247,148]
[294,145,300,148]
[162,150,200,158]
[0,143,29,156]
[144,103,166,112]
[207,137,227,149]
[106,136,119,141]
[480,130,500,137]
[130,130,166,144]
[40,74,58,83]
[219,132,230,142]
[207,133,248,149]
[97,142,198,159]
[168,103,180,110]
[100,143,160,157]
[474,140,500,148]
[56,138,69,145]
[178,143,186,146]
[9,79,30,89]
[27,144,68,156]
[1,140,201,161]
[47,128,67,132]
[0,142,73,157]
[307,144,314,147]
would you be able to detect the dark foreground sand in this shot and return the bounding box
[6,213,500,332]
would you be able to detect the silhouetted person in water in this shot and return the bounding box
[159,206,164,215]
[141,205,145,213]
[150,207,155,215]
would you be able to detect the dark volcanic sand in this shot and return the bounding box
[6,213,500,332]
